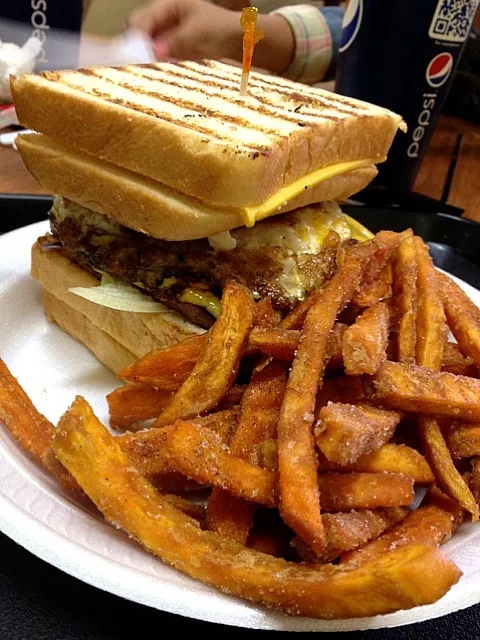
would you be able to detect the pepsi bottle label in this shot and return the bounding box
[335,0,479,190]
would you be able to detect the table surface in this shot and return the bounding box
[1,113,479,220]
[1,114,480,640]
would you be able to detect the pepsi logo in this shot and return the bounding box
[425,52,453,88]
[339,0,363,53]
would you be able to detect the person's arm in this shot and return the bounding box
[128,0,341,83]
[213,0,249,9]
[270,5,343,84]
[128,0,294,73]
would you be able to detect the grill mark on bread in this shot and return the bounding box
[46,69,267,152]
[186,60,370,115]
[127,64,343,124]
[42,70,228,145]
[176,61,362,116]
[199,60,372,112]
[80,68,289,141]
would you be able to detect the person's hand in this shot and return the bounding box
[128,0,244,62]
[128,0,294,74]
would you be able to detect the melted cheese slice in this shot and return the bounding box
[241,158,380,227]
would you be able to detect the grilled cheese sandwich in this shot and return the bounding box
[12,58,406,368]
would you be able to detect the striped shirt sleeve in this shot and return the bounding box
[271,5,343,85]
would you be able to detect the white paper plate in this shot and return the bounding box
[2,221,480,632]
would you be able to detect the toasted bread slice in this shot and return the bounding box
[11,60,405,209]
[18,133,377,240]
[43,291,138,374]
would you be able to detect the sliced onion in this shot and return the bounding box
[69,281,176,313]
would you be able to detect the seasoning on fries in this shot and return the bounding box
[317,472,415,511]
[342,490,463,565]
[342,302,390,375]
[154,282,254,427]
[277,240,378,555]
[8,225,480,620]
[438,271,480,366]
[206,361,286,543]
[315,403,401,466]
[292,507,408,564]
[50,396,461,619]
[317,443,434,484]
[367,362,480,421]
[392,230,418,363]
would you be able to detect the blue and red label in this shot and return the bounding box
[425,52,454,87]
[339,0,363,53]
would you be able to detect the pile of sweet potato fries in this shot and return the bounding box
[5,227,480,619]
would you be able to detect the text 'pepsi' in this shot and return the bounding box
[0,0,83,71]
[335,0,479,190]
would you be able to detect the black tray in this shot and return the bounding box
[2,193,480,640]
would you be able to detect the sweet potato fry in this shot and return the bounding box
[424,485,465,528]
[247,531,285,558]
[0,359,78,491]
[252,296,277,329]
[442,342,478,377]
[341,501,461,565]
[247,327,299,361]
[52,396,461,619]
[247,323,346,369]
[447,423,480,458]
[151,471,206,494]
[317,443,434,484]
[438,271,480,366]
[353,262,392,307]
[166,420,278,507]
[118,298,275,388]
[367,362,480,421]
[469,458,480,507]
[258,437,278,471]
[154,283,254,427]
[163,494,205,524]
[0,358,53,464]
[119,334,206,389]
[419,417,479,520]
[315,375,366,411]
[216,363,287,465]
[315,403,401,466]
[292,507,408,564]
[342,302,390,375]
[280,230,398,332]
[412,244,473,517]
[317,472,415,511]
[107,384,173,430]
[118,408,238,476]
[356,230,400,292]
[278,240,378,554]
[217,384,246,409]
[108,383,243,431]
[415,237,447,370]
[206,362,287,543]
[326,323,347,370]
[392,230,418,363]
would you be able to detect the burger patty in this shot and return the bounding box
[48,202,342,329]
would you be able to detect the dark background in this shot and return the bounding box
[1,530,480,639]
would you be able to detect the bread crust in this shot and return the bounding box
[11,62,403,208]
[19,134,377,241]
[32,242,204,361]
[44,291,138,374]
